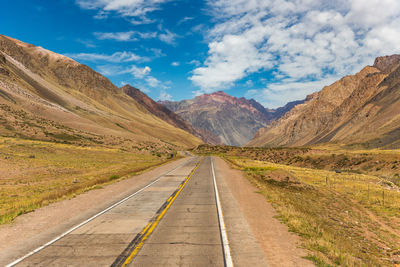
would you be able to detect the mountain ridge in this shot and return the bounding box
[249,54,400,148]
[121,84,220,144]
[0,34,202,150]
[160,91,303,146]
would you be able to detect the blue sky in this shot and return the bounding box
[1,0,400,108]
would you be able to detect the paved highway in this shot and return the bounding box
[7,156,267,267]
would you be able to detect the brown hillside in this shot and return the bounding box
[249,55,400,148]
[0,34,202,149]
[121,84,217,144]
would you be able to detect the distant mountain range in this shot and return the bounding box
[2,34,398,150]
[160,91,302,146]
[249,55,400,149]
[121,84,220,144]
[0,34,202,150]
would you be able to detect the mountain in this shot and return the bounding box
[249,55,400,149]
[121,84,220,144]
[0,34,202,150]
[160,91,301,146]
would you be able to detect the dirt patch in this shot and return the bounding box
[214,157,313,267]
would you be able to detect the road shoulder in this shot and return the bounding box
[213,157,314,267]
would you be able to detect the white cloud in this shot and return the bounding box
[94,31,157,41]
[94,30,178,45]
[146,76,161,87]
[159,89,172,100]
[246,76,339,108]
[96,64,166,89]
[148,48,165,57]
[66,51,146,63]
[158,30,178,45]
[96,64,150,78]
[142,66,151,75]
[130,65,152,78]
[76,39,97,48]
[171,61,180,66]
[76,0,171,24]
[191,0,400,106]
[188,59,201,66]
[177,16,194,25]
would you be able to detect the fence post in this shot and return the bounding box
[383,189,385,206]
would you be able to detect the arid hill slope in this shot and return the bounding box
[249,55,400,148]
[121,84,219,144]
[0,34,202,149]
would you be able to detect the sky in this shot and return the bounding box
[1,0,400,108]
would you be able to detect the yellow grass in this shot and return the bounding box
[235,158,400,212]
[0,136,177,224]
[225,156,400,266]
[313,143,400,155]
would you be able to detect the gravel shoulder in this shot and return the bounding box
[213,157,313,267]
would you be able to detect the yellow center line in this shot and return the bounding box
[121,158,202,267]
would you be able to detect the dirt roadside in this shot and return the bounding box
[214,157,314,267]
[0,157,191,266]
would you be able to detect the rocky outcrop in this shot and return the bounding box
[373,55,400,72]
[249,55,400,149]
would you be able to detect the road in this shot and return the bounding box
[6,156,267,266]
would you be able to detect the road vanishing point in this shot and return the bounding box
[5,156,267,266]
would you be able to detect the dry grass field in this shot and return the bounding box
[0,136,176,224]
[194,145,400,266]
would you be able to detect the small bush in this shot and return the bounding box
[109,175,120,181]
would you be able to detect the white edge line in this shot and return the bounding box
[211,157,234,267]
[6,157,196,267]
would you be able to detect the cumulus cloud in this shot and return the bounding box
[76,0,171,24]
[191,0,400,106]
[171,61,180,66]
[65,51,146,63]
[246,76,340,108]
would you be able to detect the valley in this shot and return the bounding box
[1,30,400,267]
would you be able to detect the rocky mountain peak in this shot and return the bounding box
[160,91,303,146]
[196,90,268,116]
[373,54,400,72]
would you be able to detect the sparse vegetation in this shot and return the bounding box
[194,145,400,266]
[0,136,179,224]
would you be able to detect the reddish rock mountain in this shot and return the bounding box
[249,55,400,149]
[160,91,301,146]
[122,85,220,144]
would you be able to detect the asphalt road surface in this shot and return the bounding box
[7,156,267,266]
